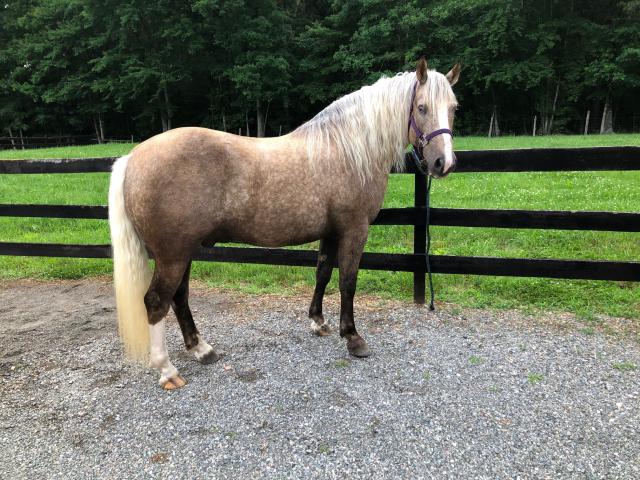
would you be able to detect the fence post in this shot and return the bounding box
[413,171,427,304]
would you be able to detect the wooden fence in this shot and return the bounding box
[1,146,639,304]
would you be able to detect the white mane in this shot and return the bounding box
[294,70,456,183]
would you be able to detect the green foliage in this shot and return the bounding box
[0,0,638,138]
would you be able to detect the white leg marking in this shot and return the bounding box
[310,318,331,336]
[149,319,179,385]
[437,105,454,172]
[189,335,215,361]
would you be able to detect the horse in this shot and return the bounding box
[108,57,461,389]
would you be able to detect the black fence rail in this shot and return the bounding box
[1,146,639,303]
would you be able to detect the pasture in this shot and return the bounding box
[1,134,639,321]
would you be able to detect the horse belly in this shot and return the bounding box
[230,200,330,247]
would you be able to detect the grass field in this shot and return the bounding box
[1,134,639,320]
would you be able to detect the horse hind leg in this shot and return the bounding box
[145,258,190,390]
[308,237,338,336]
[172,261,219,364]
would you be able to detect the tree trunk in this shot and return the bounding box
[283,96,290,134]
[209,96,215,129]
[160,111,168,132]
[547,81,560,134]
[264,101,271,136]
[256,100,265,138]
[488,111,494,137]
[98,112,105,142]
[163,85,172,131]
[93,115,102,144]
[245,111,250,137]
[532,115,537,136]
[8,127,15,149]
[493,106,500,136]
[19,128,25,149]
[222,112,227,132]
[600,94,614,134]
[584,110,590,135]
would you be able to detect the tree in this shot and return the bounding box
[194,0,293,137]
[0,0,638,139]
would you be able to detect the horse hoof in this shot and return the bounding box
[347,335,371,358]
[198,349,220,365]
[161,375,187,390]
[310,319,332,336]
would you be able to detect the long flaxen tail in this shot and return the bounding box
[108,155,151,362]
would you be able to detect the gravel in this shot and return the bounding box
[1,279,639,479]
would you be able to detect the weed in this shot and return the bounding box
[318,444,331,454]
[580,327,595,336]
[334,359,350,368]
[527,373,544,384]
[612,362,637,372]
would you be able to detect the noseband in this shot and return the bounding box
[408,81,453,173]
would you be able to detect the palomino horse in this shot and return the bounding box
[108,58,460,389]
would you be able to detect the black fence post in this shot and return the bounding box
[413,171,427,304]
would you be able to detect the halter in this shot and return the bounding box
[408,79,448,312]
[407,80,453,171]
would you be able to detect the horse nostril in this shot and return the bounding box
[449,153,458,173]
[434,157,443,170]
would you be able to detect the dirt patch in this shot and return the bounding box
[0,278,637,366]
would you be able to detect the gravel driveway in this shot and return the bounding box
[1,279,639,479]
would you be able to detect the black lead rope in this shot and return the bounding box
[425,175,435,311]
[410,146,436,311]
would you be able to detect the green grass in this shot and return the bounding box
[456,133,640,150]
[469,355,483,366]
[0,143,136,159]
[527,373,545,384]
[1,134,639,320]
[612,362,637,372]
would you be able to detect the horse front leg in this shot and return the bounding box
[308,237,338,336]
[338,226,371,357]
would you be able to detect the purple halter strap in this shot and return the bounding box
[408,81,453,148]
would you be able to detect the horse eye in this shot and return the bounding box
[418,104,426,114]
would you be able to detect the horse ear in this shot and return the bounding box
[416,57,428,84]
[446,63,461,86]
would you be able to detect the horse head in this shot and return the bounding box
[408,57,461,178]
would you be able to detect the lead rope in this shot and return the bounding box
[425,175,435,311]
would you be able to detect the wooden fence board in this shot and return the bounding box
[0,242,637,282]
[2,204,638,232]
[2,146,639,174]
